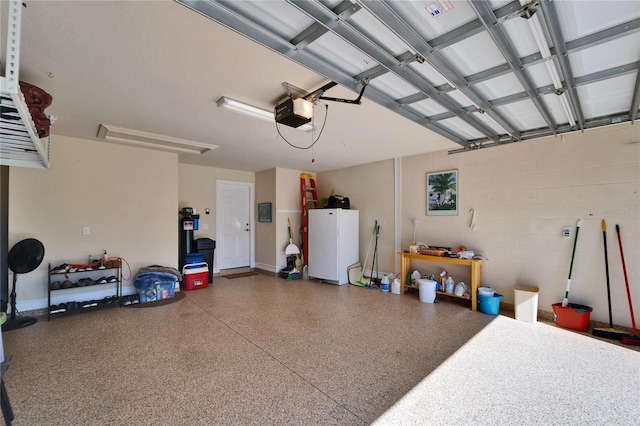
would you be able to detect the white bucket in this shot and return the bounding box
[418,279,437,303]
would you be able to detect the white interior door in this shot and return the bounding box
[216,181,253,271]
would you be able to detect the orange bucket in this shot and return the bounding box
[552,303,592,332]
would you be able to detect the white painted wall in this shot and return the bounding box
[178,163,254,242]
[317,160,395,276]
[8,124,638,329]
[253,167,313,273]
[8,136,178,311]
[255,168,277,271]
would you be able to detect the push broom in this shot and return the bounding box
[592,220,629,340]
[616,225,640,346]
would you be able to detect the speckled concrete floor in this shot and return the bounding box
[2,274,639,425]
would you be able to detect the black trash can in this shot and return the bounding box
[195,238,215,284]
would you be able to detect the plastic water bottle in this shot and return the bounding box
[381,274,390,292]
[445,276,455,294]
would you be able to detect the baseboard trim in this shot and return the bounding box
[254,262,277,273]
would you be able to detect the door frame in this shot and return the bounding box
[215,180,255,273]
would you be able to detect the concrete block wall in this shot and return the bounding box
[402,123,639,326]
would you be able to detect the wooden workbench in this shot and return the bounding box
[399,252,483,311]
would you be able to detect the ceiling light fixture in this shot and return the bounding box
[522,4,576,127]
[216,96,313,132]
[97,124,215,154]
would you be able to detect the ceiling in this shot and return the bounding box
[2,0,639,172]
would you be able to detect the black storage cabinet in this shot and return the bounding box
[195,238,215,284]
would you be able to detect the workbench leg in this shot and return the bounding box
[400,256,411,294]
[471,262,482,312]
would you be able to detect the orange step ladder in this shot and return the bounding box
[300,173,318,264]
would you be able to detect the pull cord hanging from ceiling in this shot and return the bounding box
[274,79,368,150]
[275,104,329,150]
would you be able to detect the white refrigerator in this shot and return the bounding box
[308,209,359,285]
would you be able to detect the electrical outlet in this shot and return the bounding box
[562,226,571,239]
[82,226,90,236]
[413,220,419,227]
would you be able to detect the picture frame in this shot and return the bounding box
[426,169,458,216]
[258,202,272,223]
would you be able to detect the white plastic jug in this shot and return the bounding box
[391,278,401,294]
[381,274,390,292]
[411,269,421,286]
[418,279,437,303]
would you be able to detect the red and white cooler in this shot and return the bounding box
[182,262,209,291]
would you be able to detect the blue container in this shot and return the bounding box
[478,293,503,315]
[185,253,204,264]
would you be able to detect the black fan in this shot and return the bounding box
[2,238,44,331]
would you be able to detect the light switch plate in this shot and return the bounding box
[562,227,571,239]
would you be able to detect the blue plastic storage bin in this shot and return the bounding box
[478,293,503,315]
[138,281,176,303]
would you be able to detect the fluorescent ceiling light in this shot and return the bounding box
[217,96,313,132]
[558,92,577,127]
[217,96,273,122]
[528,11,551,58]
[525,9,576,127]
[97,124,216,154]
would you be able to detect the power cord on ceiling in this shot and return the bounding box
[275,104,329,150]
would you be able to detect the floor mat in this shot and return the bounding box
[224,272,258,279]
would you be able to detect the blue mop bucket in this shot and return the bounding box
[478,293,503,315]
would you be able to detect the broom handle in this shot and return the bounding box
[562,220,580,307]
[602,220,613,327]
[616,224,637,335]
[567,221,580,280]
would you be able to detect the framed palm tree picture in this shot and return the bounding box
[426,170,458,216]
